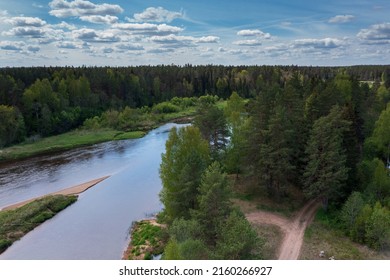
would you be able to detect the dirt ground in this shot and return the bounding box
[240,199,320,260]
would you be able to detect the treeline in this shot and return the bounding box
[159,68,390,259]
[1,65,389,147]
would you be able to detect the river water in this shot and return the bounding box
[0,123,187,260]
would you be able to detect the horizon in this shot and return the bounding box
[0,0,389,67]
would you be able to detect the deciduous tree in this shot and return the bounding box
[159,126,210,222]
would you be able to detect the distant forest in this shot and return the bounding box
[0,64,389,147]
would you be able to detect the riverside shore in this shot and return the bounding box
[1,176,110,211]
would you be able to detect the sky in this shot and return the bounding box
[0,0,389,67]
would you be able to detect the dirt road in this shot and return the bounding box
[245,200,320,260]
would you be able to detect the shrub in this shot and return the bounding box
[152,102,180,114]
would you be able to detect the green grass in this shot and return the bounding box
[300,209,389,260]
[113,131,146,140]
[131,221,162,247]
[127,220,167,260]
[0,129,145,161]
[0,195,77,254]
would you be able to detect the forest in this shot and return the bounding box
[1,64,390,258]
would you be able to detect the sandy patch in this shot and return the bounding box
[1,176,110,211]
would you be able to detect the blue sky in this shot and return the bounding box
[0,0,389,66]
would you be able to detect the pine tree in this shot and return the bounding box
[258,106,295,198]
[194,103,229,157]
[303,105,351,210]
[192,162,231,245]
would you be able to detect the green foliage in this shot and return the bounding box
[224,92,245,127]
[192,162,231,245]
[131,221,162,247]
[152,102,180,114]
[214,210,261,260]
[303,105,351,210]
[352,204,372,243]
[198,95,218,105]
[163,239,182,260]
[0,105,26,147]
[0,239,12,252]
[369,158,390,202]
[159,126,210,221]
[224,92,248,174]
[178,239,210,260]
[127,220,167,260]
[370,103,390,161]
[194,103,229,156]
[0,195,77,254]
[258,106,295,198]
[365,202,390,250]
[169,218,203,243]
[341,192,365,237]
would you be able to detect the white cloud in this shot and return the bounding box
[293,38,346,49]
[196,36,219,43]
[147,48,175,54]
[57,41,81,49]
[357,22,390,44]
[102,47,114,53]
[132,7,183,23]
[72,28,120,42]
[218,47,243,55]
[329,15,355,23]
[115,43,144,51]
[233,39,262,46]
[150,34,220,48]
[112,23,183,36]
[150,34,193,44]
[237,29,271,39]
[80,15,118,24]
[0,41,25,51]
[27,45,40,53]
[54,21,77,30]
[3,27,45,37]
[5,16,46,27]
[49,0,123,18]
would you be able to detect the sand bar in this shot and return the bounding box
[1,175,110,211]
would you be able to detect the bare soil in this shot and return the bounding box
[242,199,320,260]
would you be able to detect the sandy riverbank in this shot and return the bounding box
[1,176,110,211]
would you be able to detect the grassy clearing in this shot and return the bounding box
[0,195,77,254]
[300,209,390,260]
[0,129,145,162]
[124,220,168,260]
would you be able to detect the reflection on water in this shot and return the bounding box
[0,134,141,209]
[0,123,188,259]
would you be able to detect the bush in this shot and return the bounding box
[83,116,101,130]
[152,102,180,114]
[365,202,390,250]
[199,95,218,105]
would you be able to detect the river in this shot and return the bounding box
[0,123,187,260]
